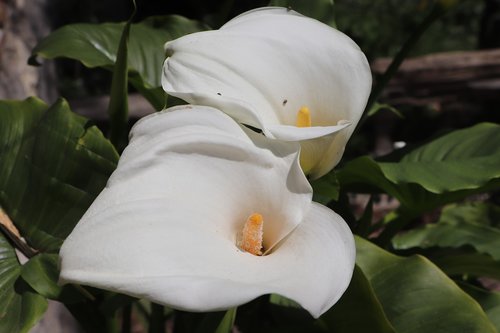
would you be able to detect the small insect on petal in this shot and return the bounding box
[239,213,264,256]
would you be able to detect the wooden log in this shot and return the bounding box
[371,48,500,109]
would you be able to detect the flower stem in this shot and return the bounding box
[121,304,132,333]
[108,0,137,152]
[364,4,447,116]
[149,303,165,333]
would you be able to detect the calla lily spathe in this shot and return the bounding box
[162,7,372,179]
[59,106,355,318]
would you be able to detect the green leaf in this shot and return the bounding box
[380,123,500,193]
[0,97,47,214]
[393,203,500,260]
[20,253,61,299]
[338,123,500,212]
[268,0,336,28]
[439,202,500,227]
[311,171,340,204]
[0,232,47,333]
[30,16,209,110]
[320,265,396,333]
[0,98,117,330]
[432,253,500,280]
[356,236,497,333]
[337,156,449,211]
[459,282,500,331]
[0,98,118,252]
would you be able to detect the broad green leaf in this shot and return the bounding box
[0,98,47,214]
[30,16,208,110]
[439,202,500,227]
[337,156,459,211]
[320,265,396,333]
[380,123,500,193]
[432,253,500,280]
[0,98,116,330]
[356,236,497,333]
[393,203,500,260]
[338,123,500,212]
[20,253,61,299]
[459,282,500,331]
[0,232,47,333]
[0,98,118,252]
[268,0,336,28]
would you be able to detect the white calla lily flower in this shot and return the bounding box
[59,106,355,318]
[162,7,372,179]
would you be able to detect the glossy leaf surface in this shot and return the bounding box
[0,98,118,252]
[338,123,500,212]
[380,123,500,193]
[31,16,208,109]
[459,282,500,331]
[320,265,396,333]
[393,203,500,260]
[0,233,47,333]
[356,237,497,333]
[21,253,61,299]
